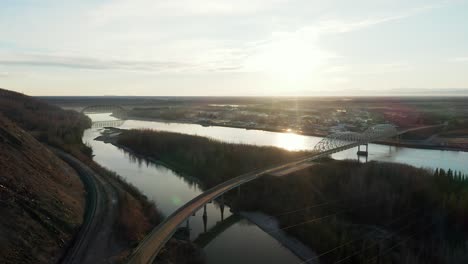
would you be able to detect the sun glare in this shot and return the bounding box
[246,29,330,82]
[275,132,307,151]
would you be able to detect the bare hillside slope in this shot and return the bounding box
[0,114,85,264]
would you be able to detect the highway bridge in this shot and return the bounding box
[127,123,442,264]
[82,105,128,128]
[81,104,127,115]
[91,120,126,129]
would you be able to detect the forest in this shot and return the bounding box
[0,88,92,156]
[117,129,309,186]
[238,162,468,263]
[118,129,468,263]
[0,89,171,262]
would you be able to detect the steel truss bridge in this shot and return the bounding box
[313,124,398,154]
[81,104,127,115]
[126,123,445,264]
[82,105,128,128]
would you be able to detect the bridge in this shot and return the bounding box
[91,120,126,129]
[127,123,443,264]
[81,104,127,115]
[82,105,128,128]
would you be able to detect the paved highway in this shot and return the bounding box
[127,150,334,264]
[127,124,445,264]
[55,150,120,264]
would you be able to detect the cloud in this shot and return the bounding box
[0,53,195,73]
[0,1,444,78]
[239,6,426,77]
[349,62,412,75]
[90,0,286,23]
[243,26,337,77]
[452,57,468,62]
[316,5,438,34]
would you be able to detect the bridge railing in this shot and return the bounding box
[313,124,398,153]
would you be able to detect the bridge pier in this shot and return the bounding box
[203,205,208,233]
[186,218,190,237]
[357,144,369,163]
[357,153,368,163]
[357,143,368,156]
[219,195,225,221]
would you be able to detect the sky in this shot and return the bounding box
[1,0,468,96]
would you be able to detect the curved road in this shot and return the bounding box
[127,124,445,264]
[55,150,120,264]
[127,150,333,264]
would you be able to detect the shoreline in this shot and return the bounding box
[240,211,319,263]
[95,130,320,262]
[119,115,467,152]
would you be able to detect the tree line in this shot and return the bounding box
[118,128,468,263]
[0,88,92,155]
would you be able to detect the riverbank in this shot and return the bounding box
[240,212,319,263]
[107,128,468,263]
[95,128,318,262]
[119,114,467,152]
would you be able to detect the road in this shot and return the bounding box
[127,124,445,264]
[55,150,120,264]
[127,150,334,264]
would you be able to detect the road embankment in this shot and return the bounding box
[55,149,121,264]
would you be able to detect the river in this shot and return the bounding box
[83,114,468,264]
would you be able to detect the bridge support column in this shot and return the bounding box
[357,143,368,157]
[358,153,368,163]
[357,144,368,163]
[219,195,225,221]
[203,205,208,233]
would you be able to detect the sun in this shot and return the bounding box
[275,132,307,151]
[246,29,330,82]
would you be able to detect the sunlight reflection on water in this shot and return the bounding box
[274,132,308,151]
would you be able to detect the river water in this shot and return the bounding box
[83,114,468,264]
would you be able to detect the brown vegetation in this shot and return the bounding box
[0,88,163,262]
[0,88,92,156]
[117,129,468,263]
[89,165,162,246]
[155,239,205,264]
[0,115,85,264]
[237,161,468,263]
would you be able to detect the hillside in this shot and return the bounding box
[0,88,91,156]
[0,114,85,263]
[0,88,202,263]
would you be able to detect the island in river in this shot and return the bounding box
[98,127,468,264]
[44,96,468,152]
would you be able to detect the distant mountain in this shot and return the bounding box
[377,88,468,96]
[284,88,468,97]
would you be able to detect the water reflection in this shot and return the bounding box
[89,112,126,128]
[116,117,467,173]
[83,126,302,264]
[274,132,308,151]
[122,149,205,190]
[83,114,467,264]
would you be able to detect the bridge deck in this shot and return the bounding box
[127,124,444,264]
